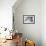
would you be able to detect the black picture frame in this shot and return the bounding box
[23,15,35,24]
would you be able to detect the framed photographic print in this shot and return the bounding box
[23,15,35,24]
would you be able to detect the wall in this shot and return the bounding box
[13,0,41,46]
[0,0,16,30]
[41,0,46,46]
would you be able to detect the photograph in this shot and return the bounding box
[23,15,35,24]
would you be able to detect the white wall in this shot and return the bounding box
[41,0,46,46]
[13,0,41,46]
[0,0,16,30]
